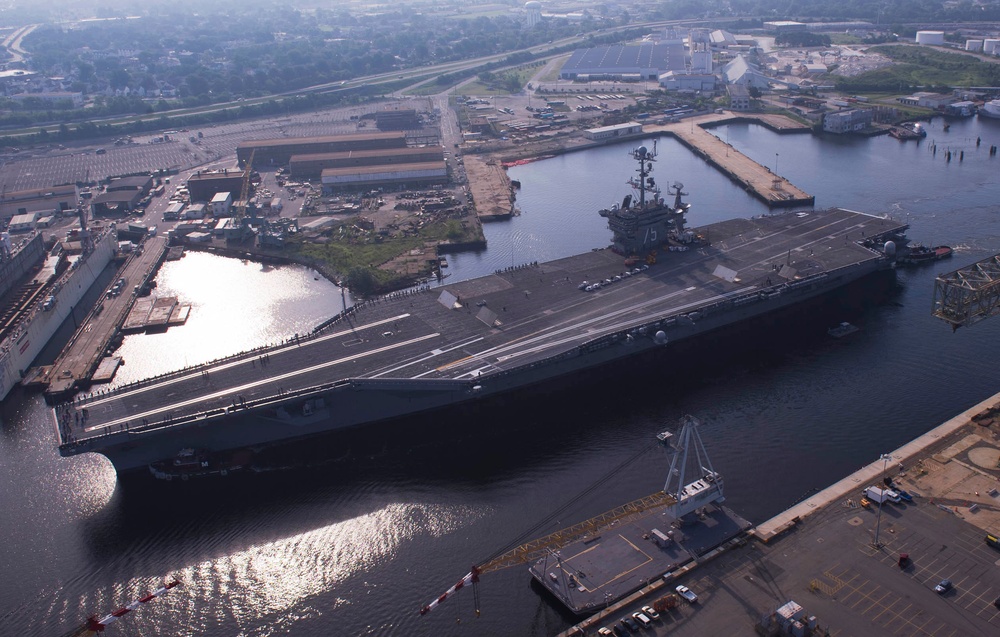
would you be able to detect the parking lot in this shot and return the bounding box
[586,424,1000,637]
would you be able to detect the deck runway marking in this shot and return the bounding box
[80,313,411,410]
[469,285,754,368]
[369,336,483,378]
[84,332,440,432]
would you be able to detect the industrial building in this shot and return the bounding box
[186,170,247,204]
[559,43,685,81]
[289,147,444,179]
[374,109,420,130]
[727,84,751,111]
[320,161,448,191]
[659,71,717,92]
[0,184,77,223]
[584,122,643,141]
[90,190,144,217]
[210,192,232,217]
[106,175,153,198]
[237,132,408,167]
[823,109,873,134]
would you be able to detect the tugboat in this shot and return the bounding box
[149,447,254,480]
[899,244,953,265]
[598,142,698,257]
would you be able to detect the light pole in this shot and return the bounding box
[774,152,779,174]
[872,453,893,548]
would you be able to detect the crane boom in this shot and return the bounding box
[64,580,181,636]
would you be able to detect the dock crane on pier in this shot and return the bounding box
[417,420,714,618]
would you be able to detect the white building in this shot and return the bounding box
[210,192,232,217]
[184,202,207,220]
[721,55,770,91]
[966,40,984,52]
[584,122,643,141]
[659,71,717,92]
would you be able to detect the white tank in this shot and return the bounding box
[915,31,945,46]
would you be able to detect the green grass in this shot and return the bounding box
[838,44,1000,91]
[287,217,482,284]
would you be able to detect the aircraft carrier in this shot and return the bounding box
[53,146,909,478]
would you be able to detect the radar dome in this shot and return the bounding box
[525,1,542,8]
[884,240,896,260]
[654,330,668,345]
[637,145,648,157]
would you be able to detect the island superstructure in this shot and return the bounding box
[53,147,908,477]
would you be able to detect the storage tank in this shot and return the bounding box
[984,39,1000,55]
[915,31,945,45]
[966,40,984,52]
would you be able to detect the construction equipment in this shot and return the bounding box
[932,253,1000,330]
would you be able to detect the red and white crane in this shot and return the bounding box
[66,579,181,636]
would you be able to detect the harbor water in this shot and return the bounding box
[3,115,1000,636]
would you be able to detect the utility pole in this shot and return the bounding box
[872,453,893,548]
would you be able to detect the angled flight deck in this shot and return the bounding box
[55,207,907,475]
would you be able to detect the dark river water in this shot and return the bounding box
[3,115,1000,637]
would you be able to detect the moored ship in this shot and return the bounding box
[979,99,1000,119]
[1,225,117,401]
[54,148,910,478]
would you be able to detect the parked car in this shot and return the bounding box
[895,489,914,502]
[641,605,660,620]
[632,611,652,627]
[620,616,640,632]
[676,584,699,603]
[934,579,952,594]
[597,628,613,636]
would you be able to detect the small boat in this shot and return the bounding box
[149,447,254,480]
[828,322,859,338]
[899,244,953,265]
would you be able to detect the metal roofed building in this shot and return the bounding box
[584,122,643,140]
[659,71,717,92]
[0,184,78,222]
[237,132,408,167]
[559,43,685,81]
[289,147,444,179]
[320,161,448,191]
[721,55,771,91]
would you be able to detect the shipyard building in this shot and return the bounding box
[237,132,408,167]
[559,43,685,81]
[186,170,247,203]
[321,162,448,192]
[0,184,77,223]
[289,147,444,179]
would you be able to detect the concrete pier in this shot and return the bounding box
[648,114,814,208]
[41,234,169,398]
